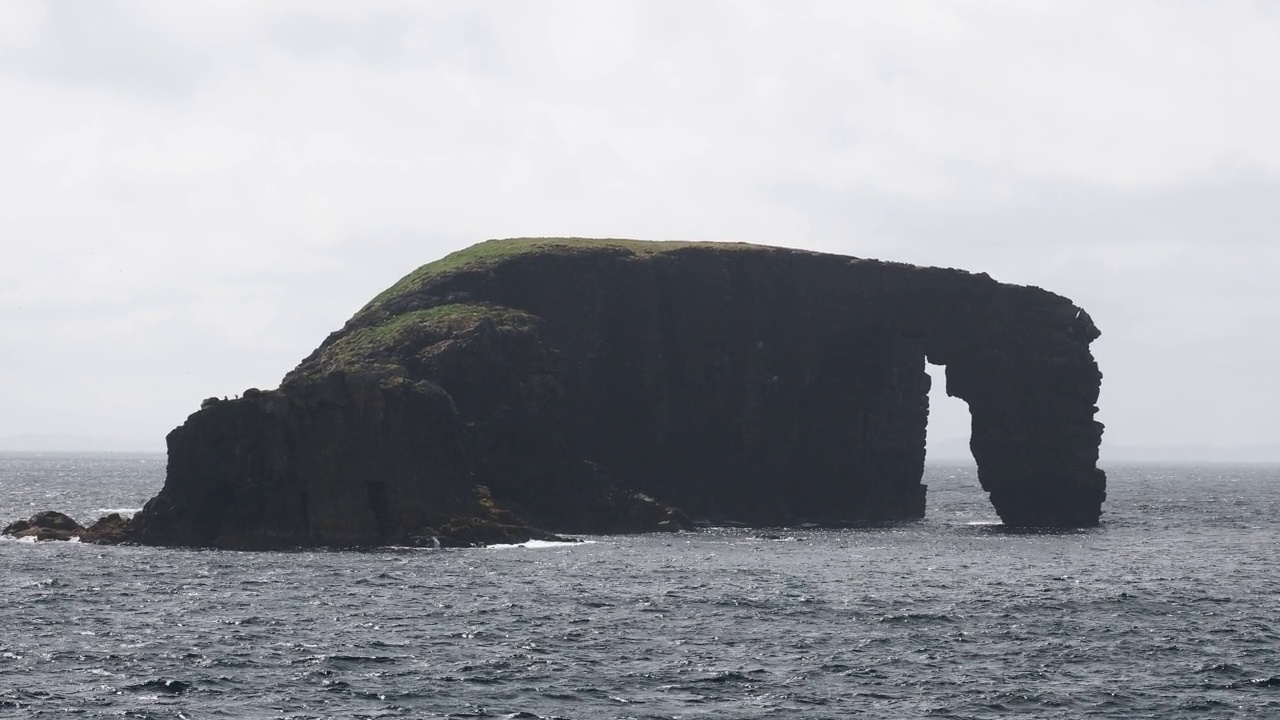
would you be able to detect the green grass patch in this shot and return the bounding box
[362,237,769,316]
[324,303,537,370]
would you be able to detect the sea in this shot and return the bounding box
[1,454,1277,719]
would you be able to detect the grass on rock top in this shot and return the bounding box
[325,237,822,372]
[362,237,770,317]
[324,303,538,371]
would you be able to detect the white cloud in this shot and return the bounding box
[0,0,1277,452]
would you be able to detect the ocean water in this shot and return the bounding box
[1,454,1277,719]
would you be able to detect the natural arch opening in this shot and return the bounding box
[923,361,997,524]
[924,361,974,465]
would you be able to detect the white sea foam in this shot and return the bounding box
[484,539,593,550]
[96,508,141,516]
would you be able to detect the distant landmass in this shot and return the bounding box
[1100,442,1280,464]
[926,435,976,463]
[4,436,1274,464]
[928,433,1280,464]
[0,434,164,453]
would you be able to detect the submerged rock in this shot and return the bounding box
[66,238,1107,549]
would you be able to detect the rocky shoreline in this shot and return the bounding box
[2,508,598,549]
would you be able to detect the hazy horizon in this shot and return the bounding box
[5,438,1279,465]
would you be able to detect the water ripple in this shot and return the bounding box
[1,458,1279,717]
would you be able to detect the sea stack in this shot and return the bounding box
[126,238,1106,548]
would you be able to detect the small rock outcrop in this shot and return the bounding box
[10,238,1106,549]
[3,511,83,541]
[2,511,132,543]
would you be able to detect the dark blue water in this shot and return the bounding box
[2,454,1278,719]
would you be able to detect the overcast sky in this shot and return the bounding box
[2,1,1278,458]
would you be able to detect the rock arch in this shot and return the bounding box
[131,239,1106,548]
[926,317,1105,527]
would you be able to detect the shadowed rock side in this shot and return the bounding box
[37,238,1103,549]
[128,373,688,549]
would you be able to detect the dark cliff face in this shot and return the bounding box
[132,374,471,548]
[132,239,1105,548]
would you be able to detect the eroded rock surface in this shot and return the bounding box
[24,239,1105,549]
